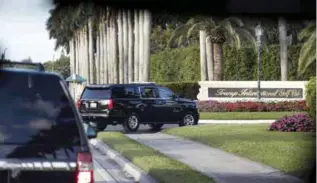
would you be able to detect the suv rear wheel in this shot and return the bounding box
[123,113,140,132]
[179,112,198,127]
[149,124,164,131]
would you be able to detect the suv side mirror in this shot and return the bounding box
[178,95,184,98]
[171,94,179,100]
[83,122,97,139]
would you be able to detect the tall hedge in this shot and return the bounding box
[306,76,316,122]
[150,44,316,82]
[158,82,200,100]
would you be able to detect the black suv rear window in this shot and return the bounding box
[0,71,81,145]
[81,88,111,99]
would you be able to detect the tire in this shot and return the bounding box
[123,113,140,132]
[149,124,164,131]
[179,112,198,127]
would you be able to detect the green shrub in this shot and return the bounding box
[158,82,200,100]
[306,76,316,122]
[150,44,316,82]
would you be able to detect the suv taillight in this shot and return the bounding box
[108,99,113,110]
[76,152,94,183]
[77,99,81,109]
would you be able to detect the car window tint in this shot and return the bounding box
[158,87,174,99]
[124,87,136,98]
[82,88,111,99]
[0,71,81,146]
[141,87,157,98]
[111,87,125,98]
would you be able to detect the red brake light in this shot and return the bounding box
[76,152,94,183]
[77,99,81,109]
[108,99,113,110]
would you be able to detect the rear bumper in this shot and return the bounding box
[80,113,123,125]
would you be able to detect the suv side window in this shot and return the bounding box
[158,87,175,99]
[141,87,158,98]
[111,87,125,99]
[124,86,137,98]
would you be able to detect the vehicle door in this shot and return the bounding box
[157,87,183,122]
[138,86,161,123]
[0,70,89,183]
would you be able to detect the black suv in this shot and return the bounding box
[0,61,95,183]
[78,83,199,132]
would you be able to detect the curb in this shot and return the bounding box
[90,139,157,183]
[199,119,275,124]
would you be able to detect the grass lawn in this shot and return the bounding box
[163,124,316,179]
[97,132,214,183]
[199,111,305,120]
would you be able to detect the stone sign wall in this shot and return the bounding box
[197,81,308,102]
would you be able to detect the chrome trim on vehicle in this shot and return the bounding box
[0,159,76,171]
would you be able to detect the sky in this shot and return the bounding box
[0,0,61,63]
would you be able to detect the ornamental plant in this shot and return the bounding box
[196,100,307,112]
[268,114,315,132]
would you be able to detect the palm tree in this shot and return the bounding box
[143,9,152,81]
[298,22,316,74]
[170,16,257,80]
[117,10,124,84]
[128,10,134,83]
[199,30,208,81]
[138,10,144,81]
[134,10,139,81]
[278,17,288,81]
[123,10,129,83]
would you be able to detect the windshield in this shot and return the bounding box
[0,71,80,145]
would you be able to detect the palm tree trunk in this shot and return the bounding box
[106,22,112,83]
[117,10,124,84]
[103,22,109,84]
[213,43,223,81]
[278,17,288,81]
[100,21,105,84]
[88,18,94,84]
[111,15,119,84]
[96,24,100,84]
[75,32,80,75]
[206,36,214,80]
[199,30,207,81]
[143,9,151,81]
[69,39,74,75]
[138,10,144,82]
[128,10,134,83]
[133,9,139,82]
[123,10,129,83]
[85,26,90,84]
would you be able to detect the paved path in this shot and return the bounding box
[91,144,136,183]
[125,133,302,183]
[104,120,274,132]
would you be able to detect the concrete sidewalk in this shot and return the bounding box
[126,133,303,183]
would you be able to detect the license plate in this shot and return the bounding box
[90,102,97,108]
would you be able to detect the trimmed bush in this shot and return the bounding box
[306,76,316,122]
[158,82,200,100]
[150,44,316,82]
[197,100,308,112]
[269,114,315,132]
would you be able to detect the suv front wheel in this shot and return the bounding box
[123,113,140,132]
[179,112,198,127]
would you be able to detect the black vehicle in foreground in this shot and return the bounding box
[78,83,199,132]
[0,61,95,183]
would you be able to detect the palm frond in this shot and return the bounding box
[298,30,316,74]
